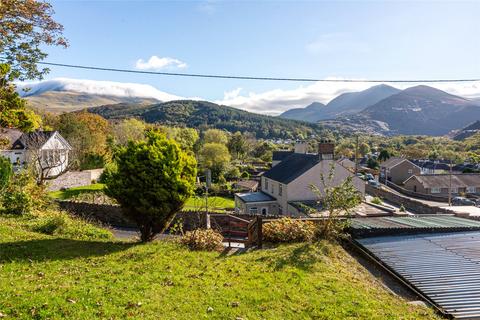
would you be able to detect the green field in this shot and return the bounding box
[49,185,235,212]
[49,184,106,200]
[0,214,438,320]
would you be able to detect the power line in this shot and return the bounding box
[38,61,480,83]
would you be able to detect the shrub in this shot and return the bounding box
[181,229,224,251]
[263,218,316,243]
[1,169,50,215]
[371,197,383,205]
[103,131,197,242]
[0,156,12,191]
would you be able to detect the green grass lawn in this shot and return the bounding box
[49,185,235,211]
[0,215,438,319]
[184,196,235,212]
[49,184,106,200]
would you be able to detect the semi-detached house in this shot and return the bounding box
[234,140,365,216]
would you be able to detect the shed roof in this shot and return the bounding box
[234,180,259,190]
[235,191,276,203]
[351,215,480,237]
[357,231,480,319]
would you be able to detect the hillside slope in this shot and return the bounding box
[88,100,325,139]
[279,102,326,121]
[26,91,158,113]
[453,120,480,140]
[0,214,438,319]
[361,85,480,135]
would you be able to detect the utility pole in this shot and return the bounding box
[205,169,211,228]
[354,135,359,174]
[448,159,453,206]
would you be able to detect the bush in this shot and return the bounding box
[263,218,316,243]
[1,169,49,215]
[103,131,197,242]
[371,197,383,205]
[181,229,224,251]
[0,156,12,191]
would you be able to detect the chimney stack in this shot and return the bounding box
[318,138,334,160]
[294,140,308,154]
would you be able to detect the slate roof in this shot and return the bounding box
[263,153,320,184]
[235,191,276,203]
[0,129,71,151]
[380,157,407,168]
[404,174,480,188]
[13,131,56,149]
[272,150,294,161]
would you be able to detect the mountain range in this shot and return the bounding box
[280,84,401,122]
[22,79,480,137]
[280,84,480,136]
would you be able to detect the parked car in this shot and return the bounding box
[368,180,381,189]
[452,197,476,206]
[355,173,365,180]
[365,173,375,181]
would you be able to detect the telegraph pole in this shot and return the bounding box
[205,169,211,228]
[354,135,359,174]
[448,159,453,206]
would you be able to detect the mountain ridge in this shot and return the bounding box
[279,84,400,122]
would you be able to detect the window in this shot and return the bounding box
[467,186,476,194]
[431,187,441,194]
[271,183,274,194]
[408,169,413,174]
[264,179,268,191]
[261,208,268,215]
[249,207,258,214]
[451,187,458,194]
[279,184,282,196]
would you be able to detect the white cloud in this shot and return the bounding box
[223,87,242,100]
[306,33,371,55]
[16,77,480,116]
[17,78,184,102]
[135,55,187,70]
[216,80,480,115]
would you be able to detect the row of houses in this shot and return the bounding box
[380,157,480,198]
[235,140,365,216]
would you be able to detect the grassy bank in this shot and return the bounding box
[0,215,437,319]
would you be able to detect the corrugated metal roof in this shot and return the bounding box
[357,231,480,319]
[351,215,480,237]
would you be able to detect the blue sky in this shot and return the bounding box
[35,0,480,114]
